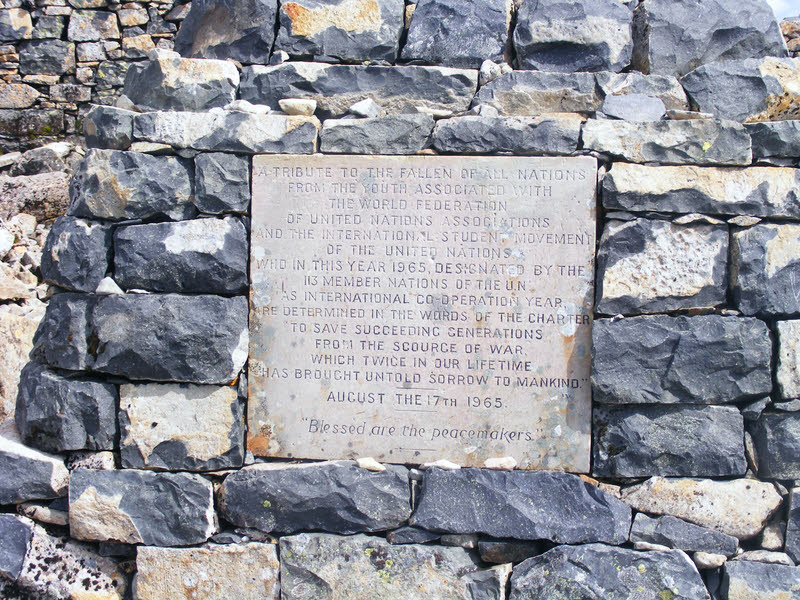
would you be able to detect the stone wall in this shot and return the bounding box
[2,0,800,598]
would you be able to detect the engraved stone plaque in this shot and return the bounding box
[249,155,596,471]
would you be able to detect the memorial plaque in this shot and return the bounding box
[249,155,596,471]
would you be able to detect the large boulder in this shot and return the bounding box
[18,40,75,75]
[747,120,800,159]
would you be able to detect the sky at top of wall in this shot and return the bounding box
[767,0,798,18]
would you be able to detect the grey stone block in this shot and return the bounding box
[600,93,666,121]
[320,114,434,154]
[784,489,800,564]
[752,411,800,479]
[0,515,33,581]
[630,513,738,556]
[0,436,69,504]
[32,292,94,371]
[432,115,580,154]
[595,71,689,111]
[41,216,112,293]
[19,40,75,75]
[747,121,800,160]
[83,105,136,150]
[471,70,601,115]
[194,152,250,214]
[721,560,800,599]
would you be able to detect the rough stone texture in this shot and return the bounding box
[0,435,69,504]
[123,55,239,111]
[136,543,278,599]
[582,119,752,165]
[275,0,404,63]
[747,120,800,159]
[471,70,600,115]
[69,468,217,546]
[735,223,800,317]
[219,461,411,534]
[722,560,800,599]
[509,544,709,600]
[592,315,772,405]
[0,514,33,581]
[752,411,800,479]
[478,541,542,564]
[11,141,71,177]
[67,10,120,42]
[133,110,320,153]
[513,0,632,73]
[239,62,478,117]
[194,152,250,214]
[0,83,39,109]
[432,114,581,154]
[0,9,32,41]
[15,363,117,453]
[113,217,248,293]
[785,489,800,564]
[631,0,788,78]
[595,71,689,111]
[410,469,630,544]
[778,321,800,399]
[602,163,800,219]
[621,477,782,540]
[401,0,511,68]
[0,311,41,425]
[119,383,244,471]
[601,93,666,121]
[40,216,111,293]
[175,0,277,64]
[387,526,440,545]
[32,292,94,371]
[0,172,70,222]
[595,218,728,314]
[593,405,746,477]
[18,40,75,75]
[91,294,248,384]
[320,114,434,154]
[83,105,136,150]
[631,513,738,556]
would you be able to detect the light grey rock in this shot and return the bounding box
[69,468,217,546]
[348,97,382,117]
[320,114,433,154]
[471,70,600,115]
[593,405,746,477]
[410,469,631,544]
[432,114,581,154]
[401,0,511,68]
[239,62,478,117]
[194,152,250,214]
[174,0,278,64]
[734,550,795,566]
[15,363,117,453]
[18,40,75,75]
[747,120,800,159]
[0,8,32,41]
[275,0,404,63]
[0,514,33,581]
[778,321,800,399]
[632,0,787,78]
[786,489,800,564]
[40,216,111,292]
[0,83,39,110]
[514,0,633,73]
[0,435,69,504]
[83,105,136,150]
[595,218,728,314]
[32,292,94,371]
[478,541,542,564]
[752,412,800,479]
[630,514,738,556]
[0,171,69,223]
[67,10,120,42]
[219,461,411,534]
[601,94,666,121]
[10,141,72,176]
[722,560,800,599]
[386,526,440,544]
[592,315,772,405]
[68,149,195,222]
[596,71,689,111]
[278,98,316,115]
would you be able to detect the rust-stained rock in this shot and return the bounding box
[0,83,39,109]
[0,310,41,426]
[0,172,70,222]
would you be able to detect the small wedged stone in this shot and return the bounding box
[83,105,136,150]
[19,40,75,75]
[410,468,631,545]
[386,526,440,544]
[752,411,800,479]
[432,115,581,155]
[595,71,689,111]
[0,514,33,581]
[40,216,111,292]
[320,114,433,154]
[69,468,217,546]
[722,560,800,599]
[747,120,800,159]
[581,118,752,165]
[68,149,195,222]
[786,489,800,564]
[31,292,94,371]
[510,544,709,600]
[478,541,541,564]
[593,405,746,478]
[621,477,782,540]
[238,62,478,118]
[630,514,738,556]
[513,0,633,73]
[194,152,250,214]
[592,315,772,405]
[595,218,728,315]
[0,435,69,504]
[778,321,800,399]
[219,461,411,534]
[471,70,600,115]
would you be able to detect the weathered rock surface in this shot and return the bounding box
[432,114,581,154]
[0,8,32,41]
[0,83,39,110]
[32,292,94,371]
[0,514,33,580]
[786,489,800,564]
[113,217,248,293]
[593,405,746,477]
[18,40,75,75]
[136,542,279,599]
[752,411,800,479]
[386,526,440,545]
[194,152,250,214]
[239,62,478,117]
[410,469,631,544]
[513,0,632,73]
[478,541,541,564]
[509,544,709,600]
[67,10,120,42]
[747,120,800,159]
[68,149,195,222]
[778,321,800,399]
[630,514,738,556]
[15,363,117,453]
[320,114,433,154]
[721,560,800,599]
[592,315,772,405]
[471,70,600,115]
[0,172,70,222]
[0,435,69,503]
[621,477,782,540]
[595,218,728,314]
[219,461,411,534]
[0,310,42,425]
[69,468,217,546]
[83,105,136,150]
[600,93,666,121]
[41,216,111,292]
[401,0,511,68]
[595,71,689,111]
[10,141,72,177]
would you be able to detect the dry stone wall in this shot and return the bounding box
[1,0,800,598]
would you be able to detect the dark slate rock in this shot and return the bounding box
[320,114,433,154]
[478,540,542,564]
[238,62,478,118]
[721,560,800,599]
[510,544,709,600]
[400,0,510,68]
[630,513,738,556]
[174,0,277,64]
[219,461,411,534]
[83,105,136,150]
[69,468,216,546]
[194,152,250,214]
[0,109,64,141]
[747,121,800,160]
[783,488,800,564]
[742,397,771,422]
[10,143,70,176]
[593,405,746,478]
[386,526,440,545]
[601,93,666,121]
[410,469,631,544]
[752,411,800,479]
[471,70,601,115]
[18,40,75,75]
[631,0,788,78]
[15,363,117,453]
[68,149,196,222]
[592,315,772,405]
[0,515,33,581]
[31,292,94,371]
[40,216,112,293]
[90,294,248,384]
[513,0,633,73]
[432,115,581,155]
[0,436,69,504]
[596,71,689,111]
